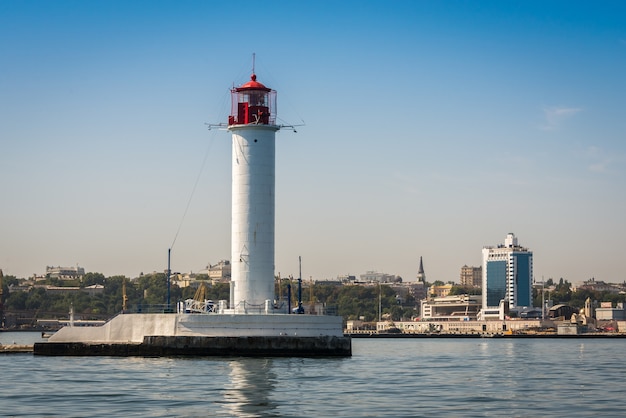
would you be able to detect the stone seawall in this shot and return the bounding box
[1,344,34,353]
[34,335,352,357]
[347,332,626,338]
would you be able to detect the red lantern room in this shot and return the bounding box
[228,74,277,126]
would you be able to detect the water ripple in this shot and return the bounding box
[2,336,626,416]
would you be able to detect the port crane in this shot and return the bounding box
[122,277,128,313]
[182,281,216,313]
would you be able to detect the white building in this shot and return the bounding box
[421,294,482,321]
[46,265,85,280]
[208,260,231,282]
[482,233,533,316]
[359,271,400,283]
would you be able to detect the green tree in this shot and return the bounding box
[2,274,19,287]
[25,288,47,311]
[5,291,27,310]
[449,286,481,296]
[83,272,106,286]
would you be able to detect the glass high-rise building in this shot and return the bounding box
[482,233,533,311]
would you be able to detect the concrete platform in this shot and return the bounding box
[36,312,351,357]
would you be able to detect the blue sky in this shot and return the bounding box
[1,1,625,284]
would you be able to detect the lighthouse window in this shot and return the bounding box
[248,92,267,106]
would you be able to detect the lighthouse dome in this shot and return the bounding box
[236,74,271,92]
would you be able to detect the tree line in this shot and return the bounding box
[1,273,227,319]
[2,273,624,325]
[1,273,418,322]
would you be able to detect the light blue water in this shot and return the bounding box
[1,332,625,417]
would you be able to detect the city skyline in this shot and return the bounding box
[1,1,625,284]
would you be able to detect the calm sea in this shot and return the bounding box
[1,332,624,417]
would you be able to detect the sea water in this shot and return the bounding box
[1,332,625,417]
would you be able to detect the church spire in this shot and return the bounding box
[416,256,425,282]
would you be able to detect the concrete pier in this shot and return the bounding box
[34,312,351,357]
[34,335,351,357]
[1,344,34,353]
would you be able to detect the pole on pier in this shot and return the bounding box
[167,248,171,312]
[297,256,304,314]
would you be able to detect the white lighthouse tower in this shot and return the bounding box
[228,72,279,313]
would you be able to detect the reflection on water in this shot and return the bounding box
[579,342,586,360]
[221,358,277,417]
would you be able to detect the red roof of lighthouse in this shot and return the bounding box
[236,74,271,92]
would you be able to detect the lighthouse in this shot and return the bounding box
[37,65,351,357]
[228,72,279,313]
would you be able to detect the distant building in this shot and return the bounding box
[548,304,578,320]
[8,284,32,293]
[44,286,81,295]
[421,294,481,321]
[208,260,231,283]
[595,302,626,321]
[46,265,85,280]
[460,265,482,288]
[578,278,620,293]
[83,284,105,296]
[359,271,400,283]
[171,273,197,288]
[429,284,453,298]
[407,282,427,305]
[482,233,533,313]
[337,274,357,283]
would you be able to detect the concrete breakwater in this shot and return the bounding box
[0,344,34,353]
[34,335,352,357]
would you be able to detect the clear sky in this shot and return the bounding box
[1,1,625,284]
